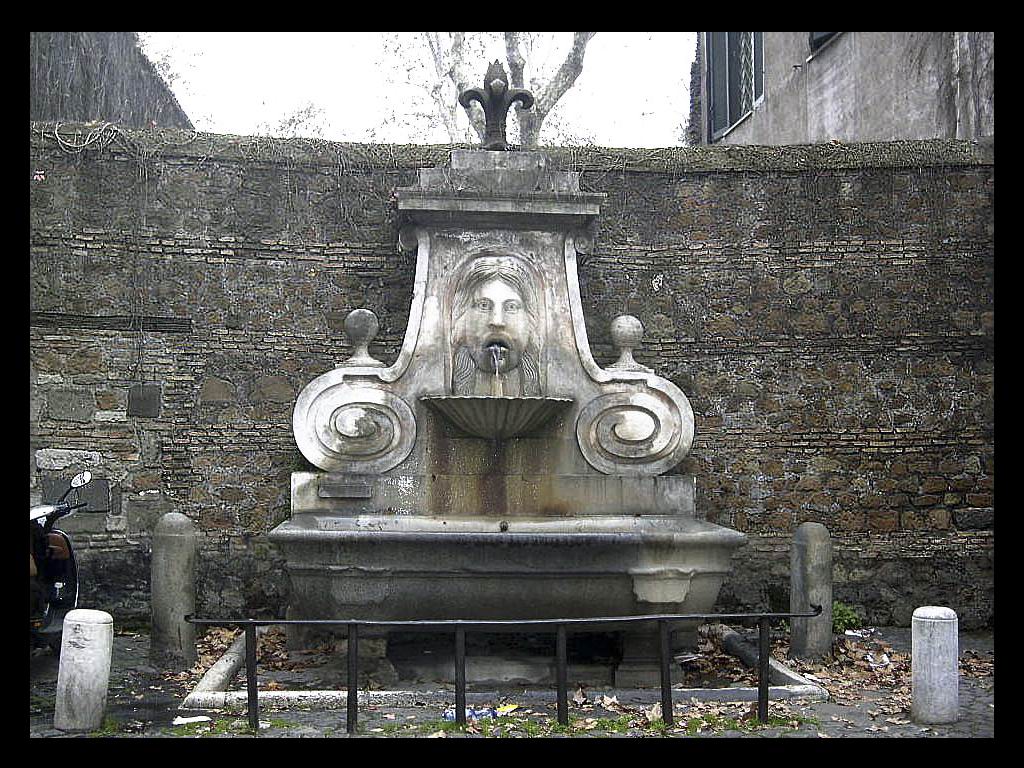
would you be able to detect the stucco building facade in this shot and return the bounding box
[694,32,993,146]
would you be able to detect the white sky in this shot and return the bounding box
[138,32,697,148]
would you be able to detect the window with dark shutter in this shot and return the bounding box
[809,32,839,52]
[707,32,764,142]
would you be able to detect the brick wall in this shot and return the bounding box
[29,125,993,627]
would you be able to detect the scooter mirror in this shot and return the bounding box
[70,471,92,488]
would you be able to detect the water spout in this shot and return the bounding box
[488,343,507,397]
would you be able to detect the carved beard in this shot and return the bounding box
[452,346,540,396]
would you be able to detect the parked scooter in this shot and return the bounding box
[30,471,105,651]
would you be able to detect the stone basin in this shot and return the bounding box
[421,395,573,440]
[271,514,746,624]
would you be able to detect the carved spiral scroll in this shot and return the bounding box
[575,388,694,476]
[297,384,415,473]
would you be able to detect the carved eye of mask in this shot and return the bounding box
[475,298,493,311]
[504,300,521,313]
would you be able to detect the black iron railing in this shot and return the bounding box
[186,607,821,734]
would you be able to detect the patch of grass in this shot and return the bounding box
[88,716,122,736]
[350,708,821,738]
[167,717,268,737]
[647,718,669,735]
[515,716,548,737]
[590,715,634,733]
[395,718,467,735]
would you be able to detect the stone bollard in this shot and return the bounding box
[912,606,959,724]
[54,609,113,732]
[151,512,197,666]
[789,522,833,660]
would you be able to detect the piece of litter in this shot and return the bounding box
[443,706,497,721]
[844,628,877,638]
[172,716,211,726]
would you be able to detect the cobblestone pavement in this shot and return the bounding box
[29,627,993,739]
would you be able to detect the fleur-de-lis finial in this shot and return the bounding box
[458,60,535,151]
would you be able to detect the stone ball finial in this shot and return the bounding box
[608,315,652,372]
[340,309,385,368]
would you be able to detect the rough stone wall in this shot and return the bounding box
[29,124,993,628]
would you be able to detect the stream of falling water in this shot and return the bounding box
[490,344,505,397]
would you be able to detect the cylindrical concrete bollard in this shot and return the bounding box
[54,609,113,732]
[912,606,959,724]
[789,521,833,660]
[151,512,197,666]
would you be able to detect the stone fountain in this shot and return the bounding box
[269,62,746,685]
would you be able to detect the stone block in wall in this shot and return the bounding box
[128,383,162,418]
[45,387,95,422]
[95,388,124,410]
[66,347,104,374]
[252,375,294,403]
[40,474,112,534]
[953,507,993,531]
[124,490,171,535]
[199,376,236,404]
[35,448,103,471]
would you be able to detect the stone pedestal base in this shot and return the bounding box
[613,623,696,688]
[284,623,398,687]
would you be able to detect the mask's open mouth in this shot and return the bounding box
[485,340,510,372]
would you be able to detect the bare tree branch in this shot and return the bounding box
[512,31,596,146]
[446,32,486,141]
[505,32,527,89]
[422,33,462,142]
[534,32,595,114]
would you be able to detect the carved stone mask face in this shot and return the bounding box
[462,277,531,374]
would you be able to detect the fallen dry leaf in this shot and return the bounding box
[572,684,587,706]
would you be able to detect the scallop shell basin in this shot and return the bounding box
[421,395,574,440]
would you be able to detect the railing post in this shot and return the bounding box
[658,619,674,726]
[455,626,467,725]
[347,623,359,734]
[556,624,568,726]
[757,617,770,723]
[244,623,259,732]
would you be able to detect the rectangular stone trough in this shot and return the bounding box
[270,514,746,627]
